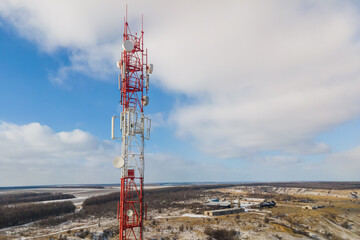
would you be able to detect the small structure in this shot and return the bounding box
[302,205,313,210]
[350,192,358,199]
[302,205,325,210]
[260,201,276,208]
[204,208,244,216]
[205,199,231,207]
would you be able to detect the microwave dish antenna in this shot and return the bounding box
[122,40,134,52]
[113,156,125,168]
[117,60,122,69]
[126,209,133,217]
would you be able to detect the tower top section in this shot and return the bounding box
[117,8,152,112]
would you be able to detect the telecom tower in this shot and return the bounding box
[111,10,152,240]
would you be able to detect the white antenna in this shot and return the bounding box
[113,156,125,168]
[122,40,134,52]
[142,96,149,106]
[126,209,133,217]
[147,64,153,74]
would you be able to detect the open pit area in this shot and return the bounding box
[0,182,360,240]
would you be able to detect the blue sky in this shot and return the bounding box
[0,1,360,187]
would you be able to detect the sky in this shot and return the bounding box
[0,0,360,187]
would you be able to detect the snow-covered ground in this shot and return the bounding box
[182,213,210,218]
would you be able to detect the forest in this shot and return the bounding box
[0,192,75,205]
[0,201,76,228]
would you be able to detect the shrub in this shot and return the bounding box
[204,227,237,240]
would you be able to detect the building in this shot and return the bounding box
[302,205,313,210]
[302,205,325,210]
[204,208,245,216]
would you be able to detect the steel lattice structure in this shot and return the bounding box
[111,9,152,240]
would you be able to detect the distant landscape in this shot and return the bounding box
[0,181,359,239]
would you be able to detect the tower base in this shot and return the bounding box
[118,175,144,240]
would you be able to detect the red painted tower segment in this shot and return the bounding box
[112,8,152,240]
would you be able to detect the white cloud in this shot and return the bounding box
[0,0,121,50]
[145,152,244,183]
[0,121,358,186]
[146,150,360,182]
[1,1,360,161]
[149,112,167,128]
[252,155,300,165]
[0,0,125,84]
[163,1,360,158]
[0,121,122,186]
[241,146,360,181]
[322,145,360,180]
[0,121,226,186]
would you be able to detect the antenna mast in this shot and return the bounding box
[112,7,152,240]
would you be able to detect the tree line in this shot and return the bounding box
[80,185,230,218]
[0,201,76,228]
[0,192,75,205]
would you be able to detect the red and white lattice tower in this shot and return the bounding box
[111,9,152,240]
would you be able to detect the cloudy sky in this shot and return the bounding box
[0,0,360,187]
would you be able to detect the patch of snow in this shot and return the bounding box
[182,213,210,218]
[21,224,98,239]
